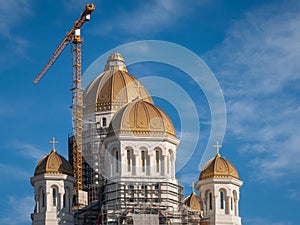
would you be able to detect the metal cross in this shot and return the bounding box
[50,137,58,150]
[214,141,222,154]
[189,181,195,193]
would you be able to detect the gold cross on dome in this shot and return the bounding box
[214,141,222,154]
[189,181,195,193]
[50,137,58,151]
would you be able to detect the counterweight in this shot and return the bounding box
[33,4,95,194]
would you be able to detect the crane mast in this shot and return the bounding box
[33,4,95,195]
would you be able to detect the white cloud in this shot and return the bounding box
[0,163,31,180]
[288,189,300,201]
[10,140,47,161]
[0,0,32,66]
[0,0,32,36]
[244,217,293,225]
[92,0,208,36]
[205,1,300,181]
[0,196,34,225]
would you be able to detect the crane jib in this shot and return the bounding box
[33,3,95,84]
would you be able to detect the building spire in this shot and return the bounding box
[49,137,58,152]
[213,141,222,155]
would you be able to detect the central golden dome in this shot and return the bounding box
[108,99,176,137]
[199,153,239,180]
[83,53,153,114]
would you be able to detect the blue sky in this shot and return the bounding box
[0,0,299,224]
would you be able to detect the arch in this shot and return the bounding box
[126,148,133,173]
[219,188,230,214]
[111,147,119,175]
[168,149,174,176]
[138,147,149,174]
[51,185,59,208]
[36,186,44,213]
[204,189,213,214]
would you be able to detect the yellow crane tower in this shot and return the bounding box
[33,4,95,195]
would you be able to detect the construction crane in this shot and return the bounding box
[33,4,95,195]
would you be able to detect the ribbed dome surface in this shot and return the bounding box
[34,150,73,176]
[83,53,153,114]
[108,99,176,137]
[199,154,239,180]
[183,191,201,212]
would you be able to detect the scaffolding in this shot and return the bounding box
[74,178,202,225]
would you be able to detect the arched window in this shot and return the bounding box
[220,191,225,209]
[115,150,119,173]
[209,192,213,210]
[141,150,146,172]
[127,150,131,172]
[41,188,45,208]
[52,187,57,207]
[155,150,160,173]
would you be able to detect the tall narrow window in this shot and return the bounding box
[167,155,170,174]
[42,189,45,207]
[155,150,160,173]
[102,117,107,127]
[115,150,119,173]
[141,151,146,172]
[52,188,57,206]
[220,191,224,209]
[209,192,212,210]
[231,197,233,211]
[63,193,66,208]
[127,150,131,172]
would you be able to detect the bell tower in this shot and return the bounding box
[196,142,243,225]
[31,139,76,225]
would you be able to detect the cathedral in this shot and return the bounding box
[30,53,243,225]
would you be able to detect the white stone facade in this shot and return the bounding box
[196,177,243,225]
[30,174,76,225]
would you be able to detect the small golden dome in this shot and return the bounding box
[199,153,239,180]
[83,54,153,114]
[34,150,73,176]
[108,99,176,137]
[183,191,201,212]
